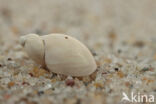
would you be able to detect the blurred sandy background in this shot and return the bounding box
[0,0,156,104]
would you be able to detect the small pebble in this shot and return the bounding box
[102,72,107,74]
[94,82,104,88]
[8,82,15,88]
[29,73,34,77]
[117,71,124,78]
[7,58,12,61]
[51,73,57,79]
[114,68,119,71]
[133,41,145,47]
[38,91,44,96]
[0,64,2,67]
[22,82,30,85]
[140,67,151,72]
[65,79,75,87]
[52,87,55,90]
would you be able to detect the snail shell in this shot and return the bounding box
[20,34,97,76]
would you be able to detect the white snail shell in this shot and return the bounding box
[20,33,97,76]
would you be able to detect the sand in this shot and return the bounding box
[0,0,156,104]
